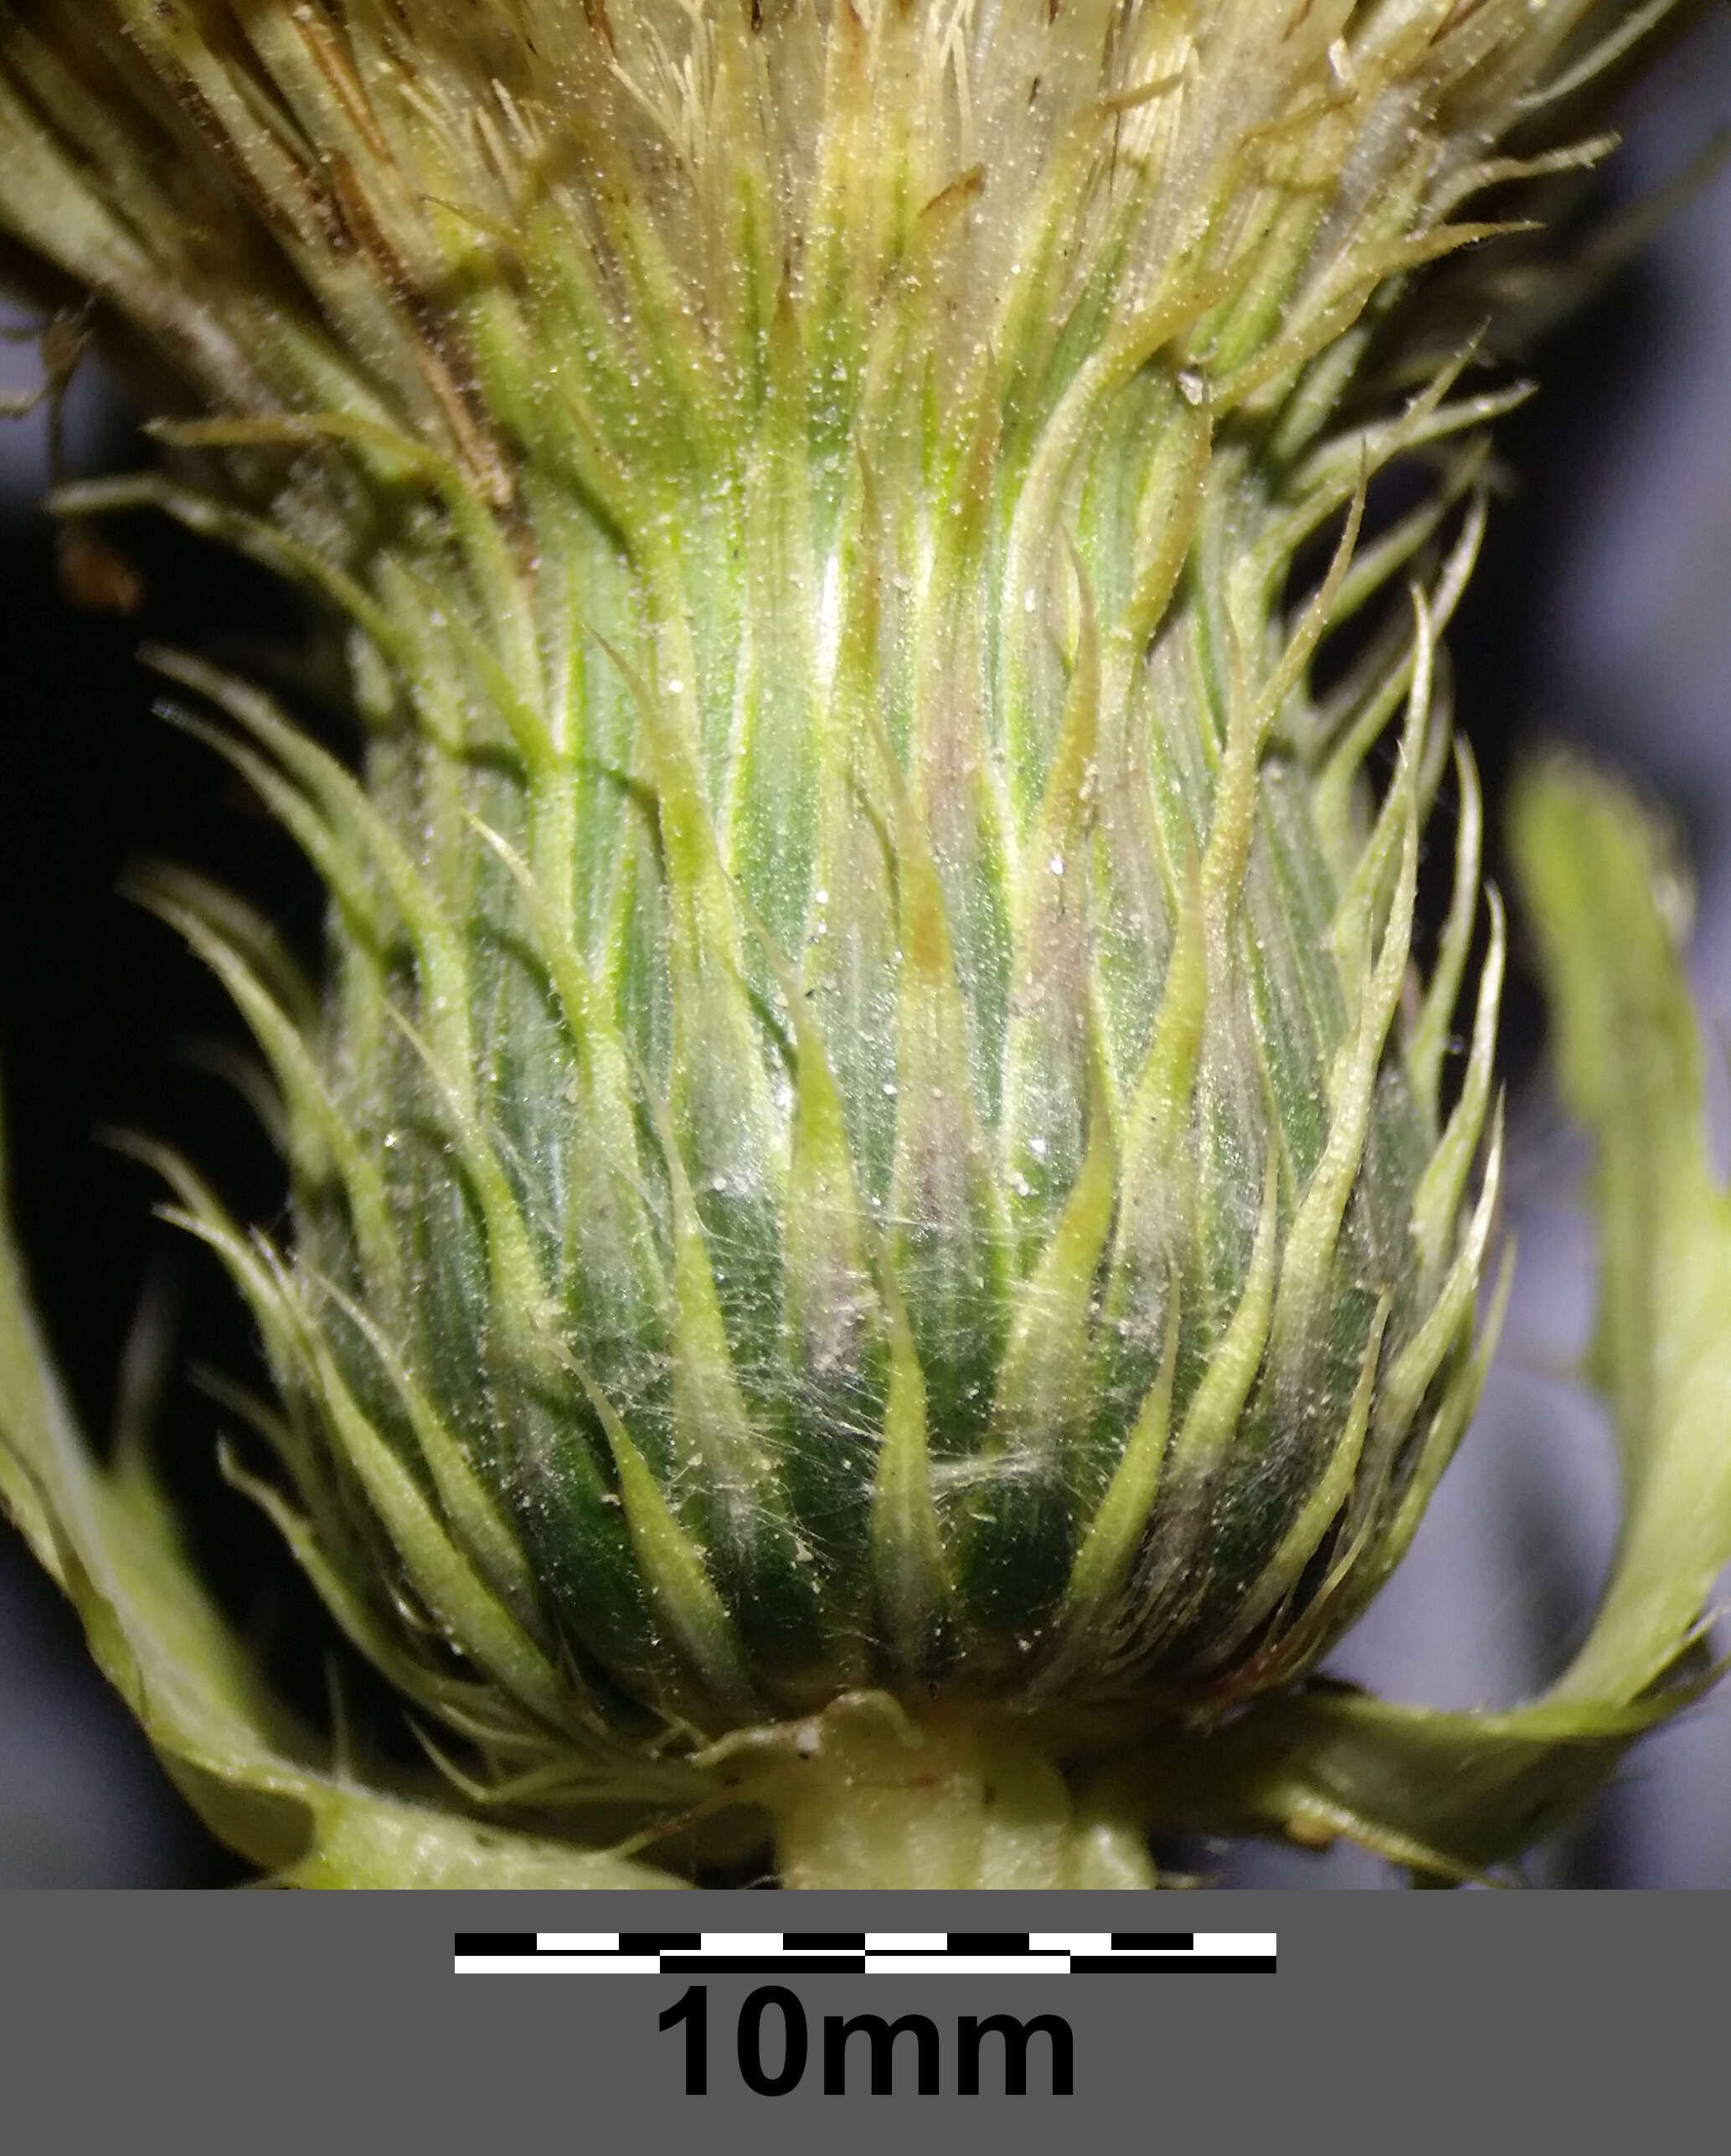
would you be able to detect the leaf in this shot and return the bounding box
[1110,1678,1698,1883]
[1512,756,1731,1708]
[1107,756,1731,1879]
[0,1110,67,1588]
[0,1074,688,1889]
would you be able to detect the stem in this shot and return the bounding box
[708,1690,1158,1890]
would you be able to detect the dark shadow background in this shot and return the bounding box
[2,24,1728,1886]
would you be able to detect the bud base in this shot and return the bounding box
[704,1691,1157,1890]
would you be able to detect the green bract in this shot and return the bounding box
[1,1,1728,1888]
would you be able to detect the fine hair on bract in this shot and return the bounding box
[0,3,1725,1889]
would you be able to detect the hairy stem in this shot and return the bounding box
[709,1691,1158,1890]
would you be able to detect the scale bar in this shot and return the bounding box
[455,1930,1275,1978]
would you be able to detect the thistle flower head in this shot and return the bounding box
[0,0,1693,1880]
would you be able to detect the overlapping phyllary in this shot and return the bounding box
[1,3,1726,1887]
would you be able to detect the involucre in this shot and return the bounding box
[0,2,1721,1888]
